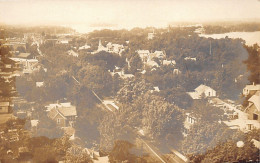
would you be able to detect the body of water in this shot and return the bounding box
[200,31,260,46]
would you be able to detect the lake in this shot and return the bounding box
[200,31,260,46]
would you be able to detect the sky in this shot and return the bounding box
[0,0,260,32]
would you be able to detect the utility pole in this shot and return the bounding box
[210,40,212,55]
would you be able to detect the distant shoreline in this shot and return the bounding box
[200,31,260,46]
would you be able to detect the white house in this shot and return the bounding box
[106,42,125,55]
[187,84,216,99]
[184,57,197,61]
[162,60,176,66]
[36,82,44,87]
[67,50,79,57]
[137,50,150,62]
[79,44,91,50]
[148,29,155,40]
[243,83,260,97]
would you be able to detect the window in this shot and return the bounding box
[247,124,253,130]
[253,114,258,120]
[57,118,61,124]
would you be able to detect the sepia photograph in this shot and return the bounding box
[0,0,260,162]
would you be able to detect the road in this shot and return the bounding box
[139,138,167,163]
[71,75,187,163]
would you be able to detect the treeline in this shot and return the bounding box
[204,22,260,34]
[0,25,74,38]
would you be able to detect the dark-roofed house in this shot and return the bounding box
[0,102,10,114]
[47,103,77,128]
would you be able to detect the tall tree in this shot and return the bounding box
[243,44,260,84]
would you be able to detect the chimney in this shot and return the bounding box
[253,82,255,86]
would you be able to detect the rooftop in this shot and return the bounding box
[17,53,31,59]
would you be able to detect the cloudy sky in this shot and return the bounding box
[0,0,260,32]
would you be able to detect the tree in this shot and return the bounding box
[109,140,146,163]
[243,44,260,84]
[181,121,240,155]
[190,129,260,163]
[78,65,113,97]
[129,54,143,74]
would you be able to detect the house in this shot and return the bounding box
[31,120,39,128]
[148,29,155,40]
[17,53,31,59]
[106,42,124,55]
[36,82,44,87]
[162,60,176,66]
[67,50,79,57]
[243,83,260,97]
[110,69,134,79]
[0,102,10,114]
[57,40,69,44]
[244,91,260,122]
[187,84,216,99]
[153,51,166,59]
[223,86,260,133]
[173,69,181,75]
[183,113,198,136]
[3,41,26,51]
[137,50,150,62]
[145,60,159,68]
[79,44,91,50]
[97,40,108,52]
[10,58,39,74]
[47,102,77,128]
[184,57,196,61]
[151,86,160,93]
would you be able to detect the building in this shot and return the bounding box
[243,83,260,97]
[79,44,91,50]
[146,60,159,68]
[187,84,216,99]
[10,58,39,74]
[36,82,44,87]
[16,53,31,59]
[0,102,10,114]
[96,40,125,55]
[67,50,79,57]
[97,40,108,52]
[183,113,198,136]
[223,86,260,133]
[47,102,77,128]
[136,50,150,62]
[184,57,196,61]
[162,60,176,66]
[244,91,260,122]
[106,42,125,55]
[148,29,155,40]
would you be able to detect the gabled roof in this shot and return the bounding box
[195,84,215,93]
[187,92,200,100]
[58,106,77,117]
[248,92,260,112]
